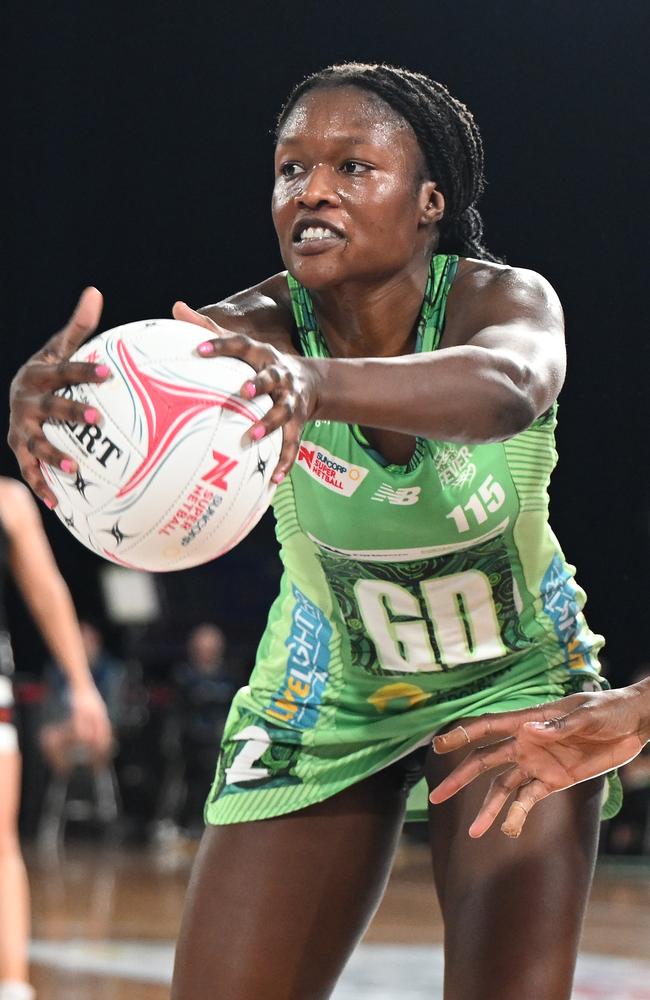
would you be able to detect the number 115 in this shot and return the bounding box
[446,474,506,533]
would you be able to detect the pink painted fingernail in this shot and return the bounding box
[60,459,75,474]
[95,365,110,378]
[272,471,285,484]
[43,497,56,510]
[250,425,266,440]
[84,408,99,424]
[197,341,214,356]
[243,381,257,399]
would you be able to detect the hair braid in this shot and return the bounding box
[276,62,500,262]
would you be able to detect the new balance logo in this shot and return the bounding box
[370,484,421,506]
[202,450,238,491]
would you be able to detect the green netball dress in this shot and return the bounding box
[206,254,619,825]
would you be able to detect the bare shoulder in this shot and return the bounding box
[444,258,564,346]
[452,258,561,304]
[199,272,297,352]
[0,477,40,537]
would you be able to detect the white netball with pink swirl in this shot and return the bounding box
[42,318,281,572]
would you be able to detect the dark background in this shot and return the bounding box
[3,0,649,683]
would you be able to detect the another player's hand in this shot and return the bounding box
[428,688,648,839]
[68,682,113,758]
[174,302,322,483]
[7,288,111,508]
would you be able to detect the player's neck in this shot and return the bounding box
[311,260,429,359]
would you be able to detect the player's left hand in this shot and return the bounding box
[173,302,322,484]
[68,683,113,757]
[428,688,646,839]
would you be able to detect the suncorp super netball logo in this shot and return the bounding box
[297,441,368,497]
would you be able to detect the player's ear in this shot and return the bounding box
[419,182,444,226]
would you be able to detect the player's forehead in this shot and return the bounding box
[275,85,412,151]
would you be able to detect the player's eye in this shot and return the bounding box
[340,161,370,175]
[279,162,304,178]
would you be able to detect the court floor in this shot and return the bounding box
[27,839,650,999]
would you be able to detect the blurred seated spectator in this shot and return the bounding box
[174,624,238,740]
[39,621,126,774]
[170,623,239,833]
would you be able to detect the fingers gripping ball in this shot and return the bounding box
[41,319,282,571]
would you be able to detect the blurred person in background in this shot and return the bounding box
[172,624,238,834]
[0,477,111,1000]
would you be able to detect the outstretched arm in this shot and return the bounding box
[1,479,112,752]
[7,264,564,498]
[176,264,566,482]
[428,682,650,838]
[310,265,565,441]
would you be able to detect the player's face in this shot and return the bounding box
[272,86,442,291]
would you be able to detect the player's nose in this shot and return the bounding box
[296,164,342,209]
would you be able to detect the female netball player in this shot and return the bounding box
[7,63,622,1000]
[0,477,111,1000]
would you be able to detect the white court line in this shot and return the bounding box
[30,940,650,998]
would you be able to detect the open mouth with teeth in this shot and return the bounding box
[294,225,344,244]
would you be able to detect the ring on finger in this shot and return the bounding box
[457,725,471,746]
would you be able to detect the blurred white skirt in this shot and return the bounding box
[0,674,18,754]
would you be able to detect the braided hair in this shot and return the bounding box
[276,63,500,262]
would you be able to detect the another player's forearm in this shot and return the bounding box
[25,579,93,691]
[311,347,537,443]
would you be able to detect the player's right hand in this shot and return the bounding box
[7,287,111,508]
[173,301,322,485]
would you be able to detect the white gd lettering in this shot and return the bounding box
[355,569,506,671]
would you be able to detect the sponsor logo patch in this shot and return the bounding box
[367,682,430,712]
[266,585,332,727]
[297,441,368,496]
[540,553,597,670]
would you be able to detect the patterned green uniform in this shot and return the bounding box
[206,254,620,825]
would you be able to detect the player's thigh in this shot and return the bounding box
[172,764,409,1000]
[425,731,602,1000]
[0,747,21,847]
